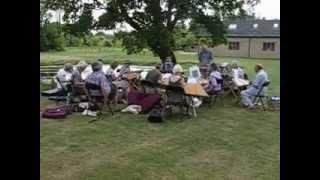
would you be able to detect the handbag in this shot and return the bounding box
[42,105,72,119]
[147,106,164,123]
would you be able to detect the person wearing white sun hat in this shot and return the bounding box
[169,64,185,86]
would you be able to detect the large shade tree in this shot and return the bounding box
[45,0,259,63]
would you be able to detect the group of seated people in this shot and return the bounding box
[52,57,269,114]
[55,60,130,106]
[203,61,269,109]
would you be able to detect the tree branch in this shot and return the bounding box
[119,4,142,31]
[166,0,174,26]
[168,11,179,31]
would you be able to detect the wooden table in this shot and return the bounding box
[183,83,208,97]
[183,83,208,117]
[224,78,250,104]
[159,80,208,97]
[158,82,208,117]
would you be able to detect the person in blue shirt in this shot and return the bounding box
[198,46,213,66]
[198,46,213,78]
[240,64,268,109]
[85,61,112,101]
[160,57,174,73]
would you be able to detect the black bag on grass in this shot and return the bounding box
[147,106,164,123]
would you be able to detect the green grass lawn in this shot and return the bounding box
[40,47,280,180]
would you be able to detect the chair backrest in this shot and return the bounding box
[256,80,271,96]
[85,82,102,96]
[165,85,184,93]
[140,79,157,88]
[216,78,224,88]
[165,85,185,105]
[244,73,249,80]
[262,80,270,87]
[85,82,117,101]
[54,76,71,92]
[216,78,223,85]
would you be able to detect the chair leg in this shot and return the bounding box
[212,95,218,107]
[260,97,266,111]
[107,102,114,116]
[207,96,213,108]
[219,95,224,107]
[231,89,237,99]
[253,97,257,105]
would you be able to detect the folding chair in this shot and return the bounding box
[222,74,240,101]
[252,80,271,111]
[206,78,224,107]
[84,82,116,121]
[165,85,190,116]
[45,76,72,105]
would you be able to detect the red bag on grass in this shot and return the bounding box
[42,105,72,119]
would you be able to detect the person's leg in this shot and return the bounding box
[241,89,254,108]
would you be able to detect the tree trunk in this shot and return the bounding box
[156,47,177,64]
[169,49,177,64]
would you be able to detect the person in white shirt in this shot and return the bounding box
[169,64,185,86]
[97,59,108,74]
[80,61,93,80]
[231,60,245,79]
[105,61,118,81]
[55,63,73,89]
[72,61,90,84]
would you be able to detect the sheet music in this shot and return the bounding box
[233,78,249,87]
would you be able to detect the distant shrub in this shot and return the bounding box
[104,40,112,47]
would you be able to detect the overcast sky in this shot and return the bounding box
[91,0,280,20]
[253,0,280,19]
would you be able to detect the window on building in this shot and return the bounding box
[253,23,258,29]
[228,42,240,50]
[263,42,275,51]
[228,24,237,30]
[273,23,279,28]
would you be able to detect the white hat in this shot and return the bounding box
[172,64,183,74]
[77,60,88,67]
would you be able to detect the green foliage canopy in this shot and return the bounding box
[44,0,260,61]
